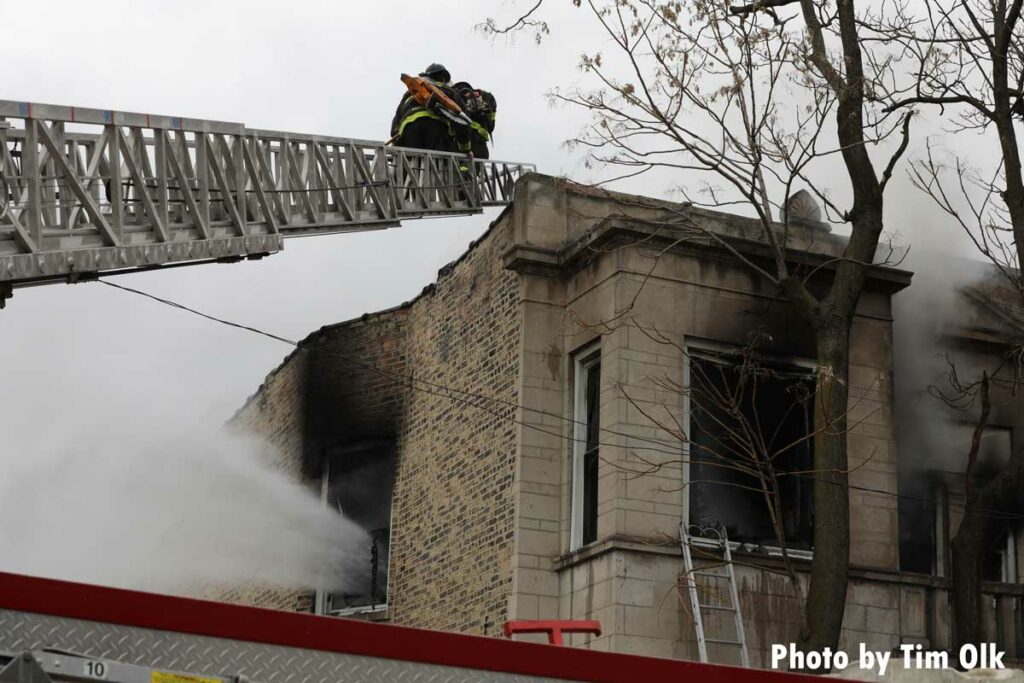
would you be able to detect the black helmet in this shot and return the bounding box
[420,63,451,84]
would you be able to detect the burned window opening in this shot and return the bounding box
[901,426,1016,579]
[321,439,396,614]
[687,348,815,550]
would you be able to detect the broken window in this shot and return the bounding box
[320,439,395,614]
[931,426,1017,582]
[571,343,601,550]
[687,347,815,550]
[901,427,1016,576]
[941,483,1015,583]
[899,486,937,574]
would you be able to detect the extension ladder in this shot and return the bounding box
[680,523,749,667]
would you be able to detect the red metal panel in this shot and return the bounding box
[504,620,602,646]
[0,572,826,682]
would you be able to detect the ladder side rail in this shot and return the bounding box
[679,523,709,663]
[721,528,750,667]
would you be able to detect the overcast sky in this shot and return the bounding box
[0,0,987,450]
[0,0,606,441]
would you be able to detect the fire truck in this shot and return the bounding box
[0,571,824,683]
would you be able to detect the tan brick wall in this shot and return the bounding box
[221,307,409,613]
[388,218,521,634]
[226,215,521,634]
[224,342,313,612]
[193,581,313,613]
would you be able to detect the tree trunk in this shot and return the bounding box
[951,506,987,648]
[951,456,1024,652]
[797,314,852,658]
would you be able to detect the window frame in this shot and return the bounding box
[932,430,1018,583]
[314,441,395,617]
[682,338,816,559]
[570,341,602,551]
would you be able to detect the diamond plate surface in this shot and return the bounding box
[0,610,571,683]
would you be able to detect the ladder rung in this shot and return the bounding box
[697,603,736,611]
[693,571,728,578]
[705,638,742,645]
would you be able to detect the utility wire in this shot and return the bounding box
[97,278,1024,523]
[100,280,295,346]
[101,280,689,457]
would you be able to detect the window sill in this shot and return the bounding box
[555,540,1024,595]
[554,534,814,572]
[327,605,390,621]
[555,535,682,571]
[689,536,814,562]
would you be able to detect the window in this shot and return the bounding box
[318,440,395,615]
[686,346,815,550]
[904,427,1018,579]
[571,343,601,550]
[932,426,1016,582]
[942,482,1015,582]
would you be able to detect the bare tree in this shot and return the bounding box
[656,334,819,621]
[485,0,913,655]
[875,0,1024,649]
[577,307,883,661]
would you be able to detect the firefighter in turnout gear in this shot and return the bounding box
[452,82,497,159]
[390,64,472,155]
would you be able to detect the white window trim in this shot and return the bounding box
[681,337,816,558]
[314,454,394,616]
[570,341,601,551]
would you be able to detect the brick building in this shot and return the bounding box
[227,173,1023,666]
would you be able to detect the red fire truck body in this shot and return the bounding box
[0,572,829,682]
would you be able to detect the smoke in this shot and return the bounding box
[0,417,368,597]
[892,244,995,476]
[886,157,1018,569]
[882,111,1012,479]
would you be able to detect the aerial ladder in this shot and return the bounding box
[0,100,534,307]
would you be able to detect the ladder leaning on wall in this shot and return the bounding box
[680,523,750,667]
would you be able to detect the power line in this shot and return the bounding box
[100,280,296,346]
[99,279,689,457]
[96,278,1024,524]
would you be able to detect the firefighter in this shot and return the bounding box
[452,82,497,159]
[390,63,471,155]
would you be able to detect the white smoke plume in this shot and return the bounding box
[892,245,995,475]
[0,418,367,597]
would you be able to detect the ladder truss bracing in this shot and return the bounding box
[0,100,533,291]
